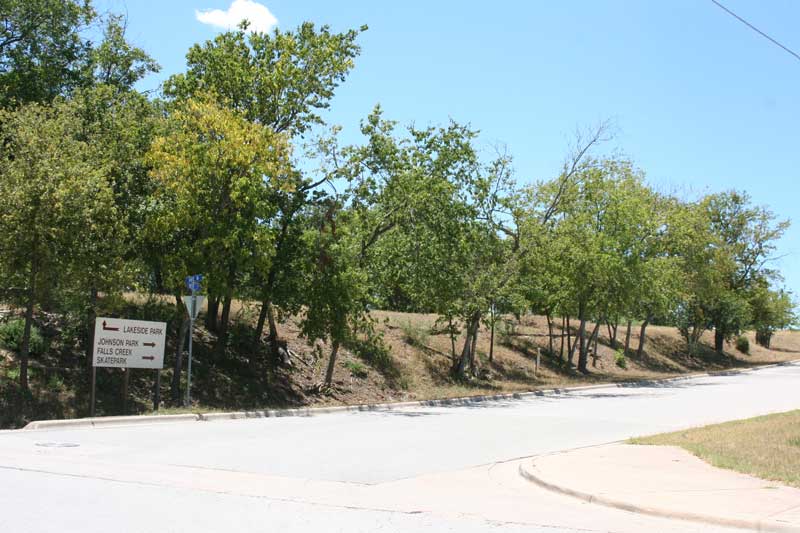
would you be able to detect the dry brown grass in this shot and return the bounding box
[631,410,800,488]
[120,294,800,410]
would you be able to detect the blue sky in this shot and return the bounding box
[97,0,800,295]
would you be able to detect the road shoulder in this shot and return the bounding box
[519,443,800,532]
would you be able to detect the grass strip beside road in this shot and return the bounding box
[631,410,800,488]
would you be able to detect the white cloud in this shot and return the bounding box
[196,0,278,33]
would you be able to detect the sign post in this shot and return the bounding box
[91,317,167,417]
[183,275,204,406]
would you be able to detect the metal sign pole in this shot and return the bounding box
[182,274,203,408]
[153,369,161,411]
[186,291,195,407]
[122,368,130,415]
[90,367,96,417]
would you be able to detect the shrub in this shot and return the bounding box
[497,320,517,346]
[343,360,368,379]
[614,349,627,369]
[0,319,45,355]
[736,335,750,354]
[400,320,429,348]
[345,331,408,390]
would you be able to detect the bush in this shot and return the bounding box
[736,335,750,354]
[343,360,368,379]
[0,319,45,355]
[345,331,408,389]
[400,320,429,348]
[497,320,517,346]
[614,349,627,369]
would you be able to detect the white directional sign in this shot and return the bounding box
[182,295,205,320]
[92,317,167,369]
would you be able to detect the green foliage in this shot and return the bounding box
[164,22,366,135]
[497,320,517,347]
[47,373,65,391]
[0,319,45,355]
[400,321,429,348]
[345,330,407,389]
[0,5,795,414]
[146,95,292,304]
[735,335,750,354]
[614,349,627,369]
[0,0,96,106]
[89,15,160,91]
[750,284,796,348]
[343,360,368,379]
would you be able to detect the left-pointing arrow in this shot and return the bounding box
[102,321,119,331]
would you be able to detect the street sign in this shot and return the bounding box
[92,317,167,370]
[182,295,205,320]
[185,274,203,292]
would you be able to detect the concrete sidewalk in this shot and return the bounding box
[519,444,800,532]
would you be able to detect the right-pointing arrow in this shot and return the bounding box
[142,356,155,361]
[143,342,156,348]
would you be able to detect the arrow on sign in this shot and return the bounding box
[102,321,119,331]
[142,356,155,361]
[143,342,156,348]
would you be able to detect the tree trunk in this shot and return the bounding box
[448,318,457,362]
[456,313,480,378]
[267,300,280,354]
[714,329,725,353]
[577,318,587,373]
[324,339,340,387]
[566,316,574,364]
[216,294,232,356]
[546,313,554,356]
[254,299,268,343]
[606,320,618,349]
[576,303,588,373]
[488,309,495,363]
[623,320,632,355]
[637,318,650,358]
[581,316,599,372]
[206,297,219,331]
[591,321,601,367]
[86,284,98,382]
[171,295,189,403]
[756,329,771,348]
[19,285,35,390]
[469,321,480,376]
[560,316,566,361]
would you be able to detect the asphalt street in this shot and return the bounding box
[1,362,798,532]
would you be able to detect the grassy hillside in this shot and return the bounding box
[1,295,798,428]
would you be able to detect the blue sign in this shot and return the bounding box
[185,274,203,292]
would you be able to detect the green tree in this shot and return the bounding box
[0,100,116,389]
[0,0,95,106]
[163,22,366,359]
[88,14,160,91]
[146,96,292,353]
[704,192,789,352]
[164,21,365,136]
[299,201,369,388]
[749,284,796,348]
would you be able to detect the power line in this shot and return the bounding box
[710,0,800,62]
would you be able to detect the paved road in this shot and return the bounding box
[1,362,798,532]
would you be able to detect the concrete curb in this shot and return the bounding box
[23,413,200,431]
[20,359,800,431]
[518,458,800,533]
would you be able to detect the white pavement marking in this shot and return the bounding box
[1,363,798,532]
